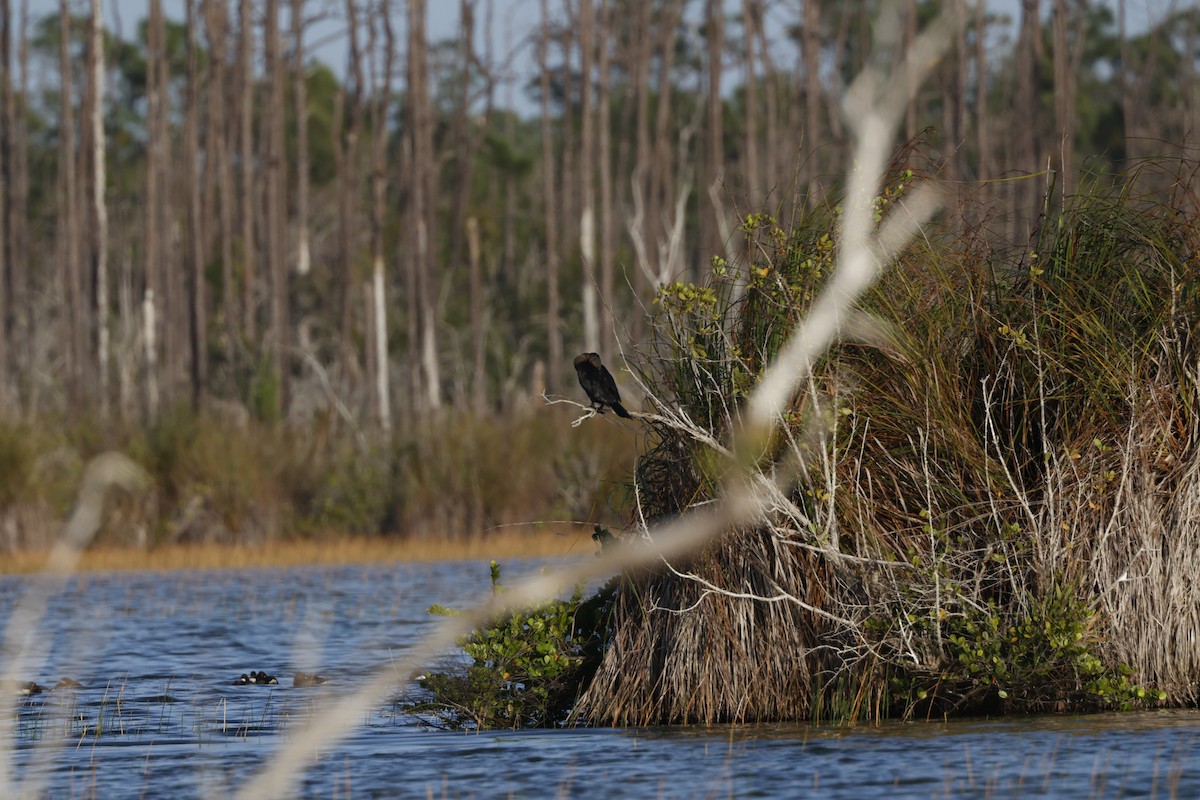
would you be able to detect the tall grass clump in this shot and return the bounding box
[580,166,1197,725]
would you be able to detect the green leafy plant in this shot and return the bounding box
[895,585,1161,718]
[406,561,615,729]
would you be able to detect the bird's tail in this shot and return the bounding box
[612,402,632,419]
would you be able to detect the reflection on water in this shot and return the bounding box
[2,561,1199,798]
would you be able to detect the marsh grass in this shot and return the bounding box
[0,405,633,555]
[578,164,1200,725]
[7,681,305,747]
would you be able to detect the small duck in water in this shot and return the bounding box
[53,677,83,690]
[232,671,279,685]
[293,672,328,687]
[3,680,48,695]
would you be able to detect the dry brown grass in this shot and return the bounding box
[0,529,592,574]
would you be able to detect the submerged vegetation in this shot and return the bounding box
[419,161,1198,727]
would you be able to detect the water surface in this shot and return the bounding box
[2,561,1198,798]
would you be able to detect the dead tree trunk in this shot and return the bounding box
[144,0,165,419]
[337,0,363,376]
[740,0,760,207]
[578,0,599,354]
[801,0,822,200]
[185,0,207,410]
[753,1,778,210]
[263,0,289,415]
[292,0,311,277]
[467,215,483,413]
[369,0,394,432]
[704,0,724,261]
[630,0,651,304]
[650,0,679,256]
[204,0,237,380]
[597,0,614,360]
[3,1,30,401]
[974,0,988,183]
[0,0,9,405]
[59,0,82,408]
[408,0,439,410]
[1015,0,1042,234]
[89,0,109,416]
[237,0,256,344]
[538,0,561,394]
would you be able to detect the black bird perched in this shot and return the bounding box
[574,353,631,418]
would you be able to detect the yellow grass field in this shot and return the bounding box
[1,529,594,574]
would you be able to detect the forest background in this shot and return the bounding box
[0,0,1196,556]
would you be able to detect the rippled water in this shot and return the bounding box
[2,560,1199,798]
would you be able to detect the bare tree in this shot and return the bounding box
[950,0,967,184]
[703,0,724,260]
[1052,0,1074,197]
[264,0,289,413]
[237,0,256,343]
[630,0,651,302]
[905,0,918,140]
[0,0,9,404]
[3,0,30,399]
[204,0,238,378]
[184,0,207,410]
[741,0,760,206]
[448,1,492,289]
[538,0,561,393]
[557,5,577,267]
[974,0,988,183]
[1015,0,1042,231]
[88,0,108,415]
[753,1,778,209]
[408,0,439,410]
[59,0,82,407]
[1118,0,1133,157]
[336,0,363,372]
[596,0,614,359]
[650,0,680,257]
[801,0,823,201]
[292,0,311,277]
[144,0,166,419]
[467,215,483,412]
[578,0,599,354]
[369,0,394,431]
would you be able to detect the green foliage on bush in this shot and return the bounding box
[892,585,1163,717]
[406,561,616,729]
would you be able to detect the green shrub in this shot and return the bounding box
[406,561,615,729]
